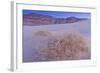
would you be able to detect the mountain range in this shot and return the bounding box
[23,13,88,26]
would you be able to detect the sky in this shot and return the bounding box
[23,9,91,19]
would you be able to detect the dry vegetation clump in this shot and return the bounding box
[39,31,90,61]
[32,30,52,37]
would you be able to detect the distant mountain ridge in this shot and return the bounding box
[23,13,88,26]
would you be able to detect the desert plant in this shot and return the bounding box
[32,30,52,37]
[39,31,90,61]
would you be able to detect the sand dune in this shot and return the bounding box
[23,20,91,62]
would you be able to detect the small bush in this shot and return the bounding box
[33,30,52,37]
[39,31,90,61]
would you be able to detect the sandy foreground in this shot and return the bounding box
[23,20,91,62]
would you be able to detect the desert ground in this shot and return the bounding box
[23,20,91,62]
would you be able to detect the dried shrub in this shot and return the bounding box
[39,31,90,61]
[33,30,52,37]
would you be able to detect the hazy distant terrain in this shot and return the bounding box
[23,13,87,26]
[23,19,91,62]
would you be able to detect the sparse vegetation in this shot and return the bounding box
[33,30,52,37]
[39,31,90,61]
